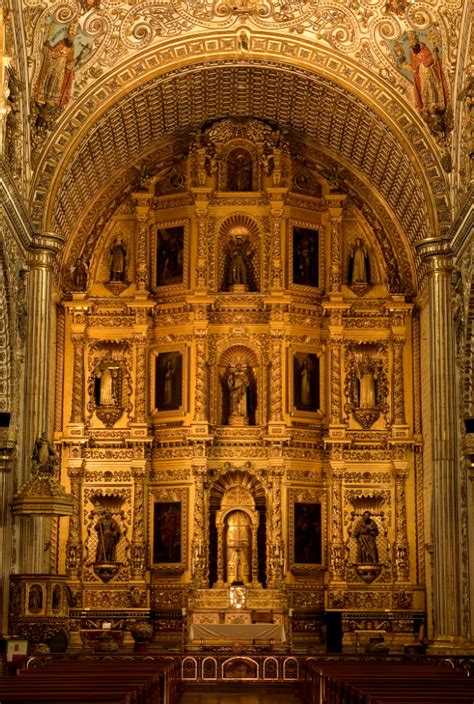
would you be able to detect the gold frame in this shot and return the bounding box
[149,486,188,573]
[288,346,324,419]
[150,345,188,418]
[152,218,189,293]
[288,488,326,574]
[288,220,324,292]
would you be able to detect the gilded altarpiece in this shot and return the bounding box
[52,118,422,650]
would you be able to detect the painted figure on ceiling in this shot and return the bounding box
[407,30,450,127]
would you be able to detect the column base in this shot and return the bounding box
[428,637,474,655]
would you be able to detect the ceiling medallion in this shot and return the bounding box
[174,0,316,28]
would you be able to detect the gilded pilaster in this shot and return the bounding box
[66,461,85,578]
[268,466,284,587]
[269,330,283,423]
[392,335,407,426]
[194,331,208,423]
[134,336,147,424]
[70,334,85,424]
[329,466,345,579]
[393,466,410,581]
[134,194,151,292]
[192,189,211,291]
[192,465,208,587]
[326,195,346,294]
[329,336,343,426]
[417,247,462,644]
[267,189,286,291]
[130,464,147,577]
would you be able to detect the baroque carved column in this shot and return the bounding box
[393,466,410,581]
[326,195,346,295]
[329,466,345,580]
[192,465,208,587]
[330,335,343,426]
[392,336,407,426]
[192,189,211,291]
[134,335,147,424]
[134,194,151,293]
[66,460,85,578]
[70,334,85,424]
[416,246,463,644]
[269,330,283,423]
[267,189,286,291]
[130,463,147,577]
[194,331,208,424]
[268,466,284,587]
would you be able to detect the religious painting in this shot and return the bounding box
[155,224,185,287]
[153,501,182,564]
[291,226,319,288]
[291,352,320,414]
[154,351,183,413]
[150,487,188,572]
[288,489,325,574]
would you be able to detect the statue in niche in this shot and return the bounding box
[353,511,379,563]
[227,149,253,191]
[95,510,121,563]
[227,235,253,290]
[226,511,251,584]
[227,364,250,423]
[109,238,127,282]
[52,584,61,611]
[70,257,88,291]
[356,357,378,409]
[32,433,56,474]
[95,363,120,407]
[348,238,370,284]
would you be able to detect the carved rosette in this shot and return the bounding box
[66,462,85,577]
[330,469,345,579]
[329,335,343,425]
[70,334,85,423]
[194,332,208,422]
[393,468,410,581]
[192,466,207,586]
[270,330,283,422]
[130,465,147,576]
[392,335,406,425]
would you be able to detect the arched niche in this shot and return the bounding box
[218,139,259,192]
[217,344,260,426]
[209,467,267,588]
[217,214,261,293]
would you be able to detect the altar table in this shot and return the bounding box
[188,623,286,643]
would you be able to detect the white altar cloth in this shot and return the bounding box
[188,623,286,642]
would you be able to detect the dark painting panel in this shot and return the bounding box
[293,352,320,412]
[155,351,183,411]
[294,502,322,564]
[153,501,181,564]
[292,227,319,288]
[156,226,184,286]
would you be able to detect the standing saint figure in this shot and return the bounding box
[32,433,56,474]
[95,510,121,563]
[356,358,377,409]
[407,31,449,124]
[34,23,78,108]
[228,237,249,288]
[353,511,379,563]
[349,238,370,284]
[109,239,127,282]
[96,365,119,406]
[227,365,250,421]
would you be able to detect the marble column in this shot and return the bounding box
[19,232,64,574]
[416,246,462,644]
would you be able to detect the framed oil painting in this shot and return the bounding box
[154,222,187,289]
[289,489,325,574]
[150,488,188,573]
[291,225,319,289]
[291,351,320,414]
[154,350,183,412]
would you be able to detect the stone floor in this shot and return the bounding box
[179,684,301,703]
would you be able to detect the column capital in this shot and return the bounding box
[29,231,65,266]
[415,239,454,272]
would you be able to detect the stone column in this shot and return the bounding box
[393,466,410,581]
[416,245,462,645]
[326,195,346,295]
[19,232,64,574]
